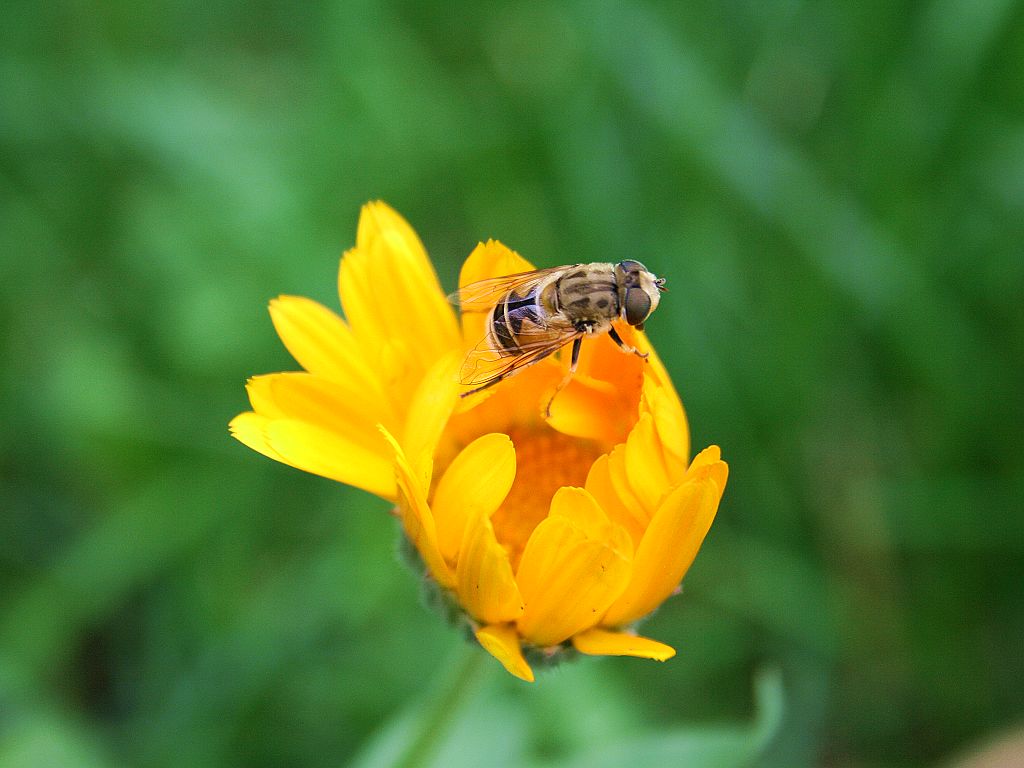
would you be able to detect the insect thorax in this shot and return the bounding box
[554,264,619,330]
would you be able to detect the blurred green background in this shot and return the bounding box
[2,1,1023,766]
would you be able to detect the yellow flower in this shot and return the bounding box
[230,202,727,682]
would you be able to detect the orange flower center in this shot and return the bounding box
[492,425,603,570]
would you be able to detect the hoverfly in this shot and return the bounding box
[454,260,667,413]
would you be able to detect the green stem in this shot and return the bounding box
[391,643,489,768]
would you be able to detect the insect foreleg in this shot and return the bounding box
[608,326,649,360]
[544,336,583,418]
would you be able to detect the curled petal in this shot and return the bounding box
[401,352,462,488]
[457,514,523,624]
[572,627,676,661]
[378,427,454,589]
[475,624,534,683]
[644,384,690,482]
[687,445,729,492]
[516,515,631,647]
[624,412,671,513]
[585,454,645,545]
[548,486,633,560]
[547,332,643,448]
[607,444,648,525]
[602,477,722,628]
[433,433,517,562]
[546,374,625,447]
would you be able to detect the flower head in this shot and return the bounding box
[230,202,727,682]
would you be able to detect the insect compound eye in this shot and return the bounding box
[623,286,652,326]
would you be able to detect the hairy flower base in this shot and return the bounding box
[231,202,727,683]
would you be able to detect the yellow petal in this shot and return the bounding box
[630,326,675,393]
[624,412,671,513]
[261,419,396,500]
[572,627,676,661]
[433,433,517,562]
[457,240,535,351]
[687,445,729,492]
[548,486,633,561]
[246,373,394,455]
[602,478,721,627]
[457,514,524,624]
[475,624,534,682]
[228,412,283,462]
[377,426,455,589]
[268,296,383,400]
[607,444,648,525]
[401,351,462,489]
[339,203,459,379]
[584,454,646,544]
[457,239,536,290]
[516,516,631,647]
[356,200,429,264]
[644,384,690,482]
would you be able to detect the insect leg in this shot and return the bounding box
[460,375,506,398]
[544,336,583,418]
[608,326,649,360]
[459,348,557,399]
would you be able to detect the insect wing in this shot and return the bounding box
[451,265,575,313]
[460,318,580,386]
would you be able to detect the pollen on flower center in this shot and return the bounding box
[491,426,604,569]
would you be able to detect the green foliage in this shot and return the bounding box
[2,1,1022,766]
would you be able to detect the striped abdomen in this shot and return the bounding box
[489,284,546,354]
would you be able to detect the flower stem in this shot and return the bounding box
[391,643,489,768]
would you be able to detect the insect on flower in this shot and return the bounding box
[232,203,728,682]
[454,260,668,412]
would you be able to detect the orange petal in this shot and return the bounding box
[433,433,517,562]
[268,296,383,401]
[602,478,721,627]
[546,374,625,448]
[378,427,454,589]
[457,514,524,624]
[257,419,395,500]
[475,624,534,682]
[572,627,676,660]
[516,516,631,647]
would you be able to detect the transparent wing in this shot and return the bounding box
[460,318,581,387]
[450,265,578,313]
